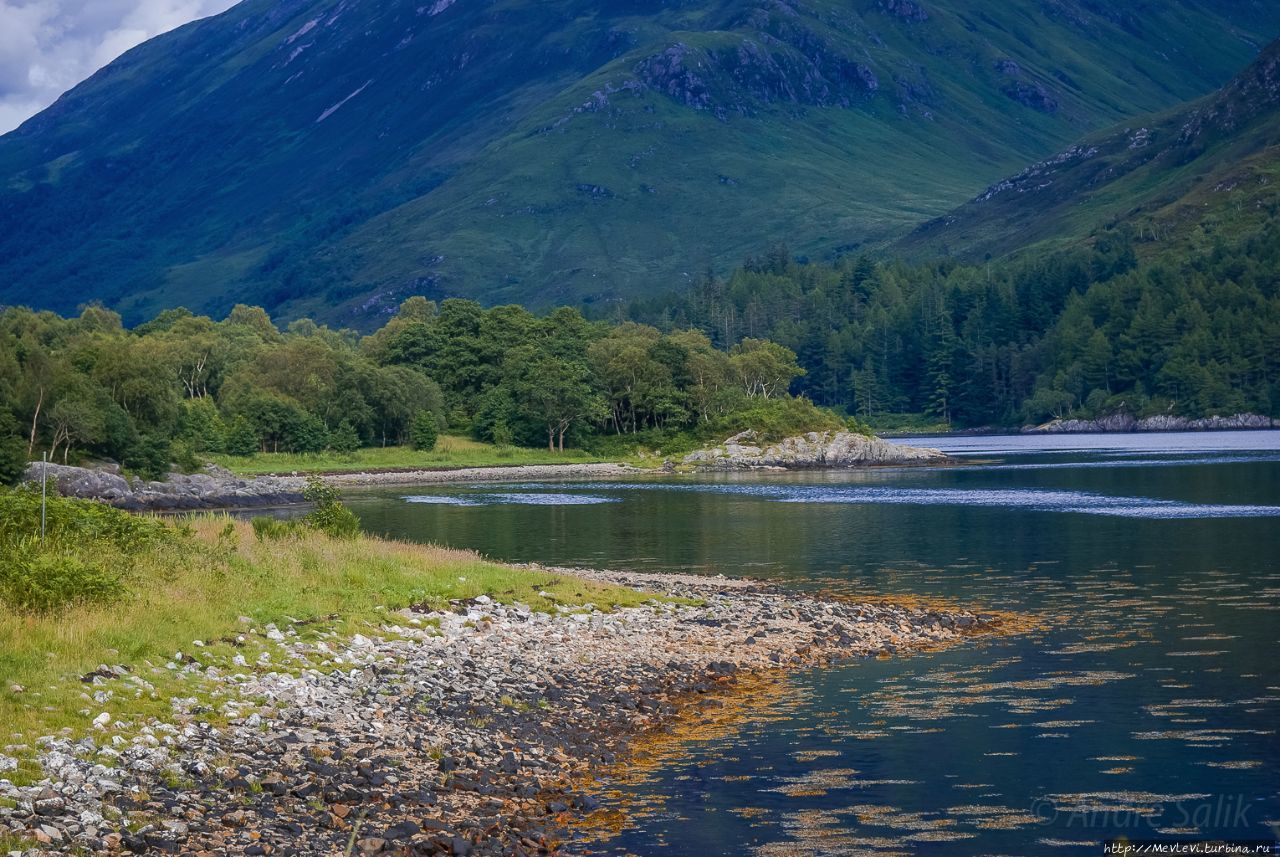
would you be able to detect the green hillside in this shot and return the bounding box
[612,39,1280,427]
[1,0,1276,326]
[895,38,1280,262]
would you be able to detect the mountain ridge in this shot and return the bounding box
[1,0,1277,325]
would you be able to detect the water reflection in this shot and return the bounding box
[340,433,1280,854]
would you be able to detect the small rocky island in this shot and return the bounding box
[683,429,948,470]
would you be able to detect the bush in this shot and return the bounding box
[170,440,202,474]
[0,435,26,486]
[302,477,361,539]
[410,411,439,451]
[293,415,328,454]
[0,485,172,611]
[0,484,169,549]
[224,416,259,456]
[327,420,360,455]
[0,543,129,612]
[124,434,172,480]
[710,396,845,443]
[845,414,874,437]
[490,418,514,448]
[178,398,226,453]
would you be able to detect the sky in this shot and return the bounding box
[0,0,240,134]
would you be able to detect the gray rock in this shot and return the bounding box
[683,429,948,470]
[1025,412,1276,434]
[21,462,302,511]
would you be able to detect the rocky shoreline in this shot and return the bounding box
[0,569,1006,857]
[1023,412,1277,434]
[22,430,954,511]
[22,462,641,512]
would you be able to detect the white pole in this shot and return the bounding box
[41,451,47,541]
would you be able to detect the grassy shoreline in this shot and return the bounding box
[0,510,666,780]
[209,434,605,476]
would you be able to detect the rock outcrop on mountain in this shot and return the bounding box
[898,38,1280,262]
[683,430,948,470]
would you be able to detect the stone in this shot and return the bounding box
[683,430,948,470]
[34,796,66,815]
[4,561,993,857]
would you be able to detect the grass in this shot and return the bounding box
[0,511,671,769]
[865,413,958,436]
[209,434,606,476]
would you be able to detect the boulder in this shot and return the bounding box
[23,461,132,500]
[22,462,302,511]
[683,429,948,470]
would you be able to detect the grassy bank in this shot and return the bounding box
[209,434,605,476]
[864,413,956,436]
[0,488,660,779]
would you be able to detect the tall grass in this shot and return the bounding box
[0,489,660,756]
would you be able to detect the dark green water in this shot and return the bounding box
[343,432,1280,854]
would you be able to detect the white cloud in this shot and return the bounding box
[0,0,241,134]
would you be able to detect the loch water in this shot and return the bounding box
[345,431,1280,855]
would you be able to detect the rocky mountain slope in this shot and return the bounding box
[896,37,1280,261]
[1,0,1276,326]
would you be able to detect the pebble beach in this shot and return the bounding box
[1,568,1005,857]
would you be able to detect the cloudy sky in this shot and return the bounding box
[0,0,240,134]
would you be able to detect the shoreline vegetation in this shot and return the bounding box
[0,299,863,491]
[0,489,659,747]
[0,488,1010,856]
[3,291,1274,495]
[206,435,607,477]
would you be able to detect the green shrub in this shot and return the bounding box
[845,414,874,437]
[490,418,514,448]
[302,477,361,539]
[327,420,360,455]
[0,435,26,487]
[177,398,226,453]
[250,516,302,542]
[124,434,172,480]
[224,416,259,456]
[294,415,328,454]
[170,440,202,474]
[0,485,172,611]
[410,412,439,451]
[710,396,845,443]
[0,484,169,549]
[0,541,129,612]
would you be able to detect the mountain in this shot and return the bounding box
[896,37,1280,261]
[1,0,1277,326]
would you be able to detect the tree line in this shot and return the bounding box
[0,297,824,481]
[622,218,1280,427]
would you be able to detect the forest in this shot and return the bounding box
[3,212,1278,485]
[0,297,834,483]
[624,218,1280,428]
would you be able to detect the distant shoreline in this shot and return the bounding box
[880,415,1278,439]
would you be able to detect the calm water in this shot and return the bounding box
[344,431,1280,854]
